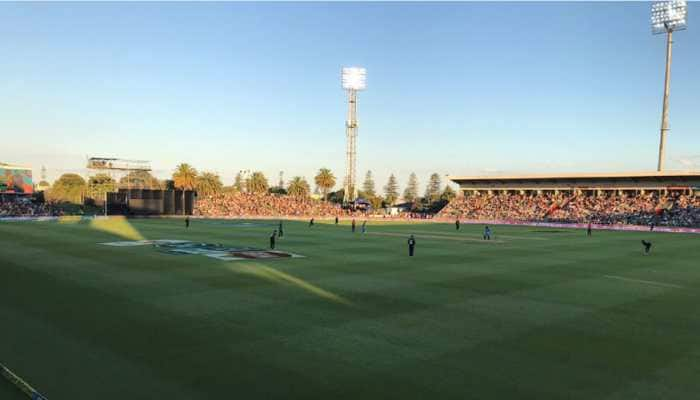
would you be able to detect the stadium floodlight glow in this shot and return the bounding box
[651,1,688,172]
[341,66,367,203]
[341,67,367,90]
[651,0,687,34]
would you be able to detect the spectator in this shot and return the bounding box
[0,201,55,217]
[195,192,361,218]
[438,192,700,228]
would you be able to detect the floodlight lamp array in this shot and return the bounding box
[651,0,688,34]
[341,67,367,90]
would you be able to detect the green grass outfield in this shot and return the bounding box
[1,218,699,399]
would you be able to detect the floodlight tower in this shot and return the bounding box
[651,0,688,172]
[341,67,367,203]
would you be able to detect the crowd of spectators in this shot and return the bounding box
[6,189,699,227]
[0,200,55,217]
[439,192,700,227]
[195,192,358,218]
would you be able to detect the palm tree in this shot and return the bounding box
[196,172,223,197]
[173,163,198,215]
[287,176,310,198]
[247,171,269,193]
[314,168,336,200]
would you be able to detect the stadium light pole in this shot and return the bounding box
[651,0,688,172]
[341,67,366,203]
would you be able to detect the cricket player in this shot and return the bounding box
[455,219,460,231]
[408,235,416,256]
[270,230,277,250]
[483,225,492,240]
[641,240,652,255]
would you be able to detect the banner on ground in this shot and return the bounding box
[100,240,304,261]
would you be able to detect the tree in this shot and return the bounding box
[233,173,244,192]
[196,172,223,197]
[247,171,269,193]
[287,176,310,198]
[87,173,116,200]
[172,164,198,190]
[368,195,384,210]
[383,174,400,205]
[47,173,87,204]
[327,188,345,204]
[314,168,336,200]
[425,173,442,203]
[162,180,175,190]
[119,170,161,189]
[362,170,376,197]
[403,172,419,203]
[173,163,198,215]
[440,185,457,202]
[269,186,287,195]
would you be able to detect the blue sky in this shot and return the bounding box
[1,2,699,191]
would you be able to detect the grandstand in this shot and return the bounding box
[450,171,700,195]
[443,171,700,227]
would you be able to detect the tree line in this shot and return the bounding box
[44,164,457,210]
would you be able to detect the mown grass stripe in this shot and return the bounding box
[603,275,685,289]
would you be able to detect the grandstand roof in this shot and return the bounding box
[450,171,700,191]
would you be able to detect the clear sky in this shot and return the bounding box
[1,2,699,192]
